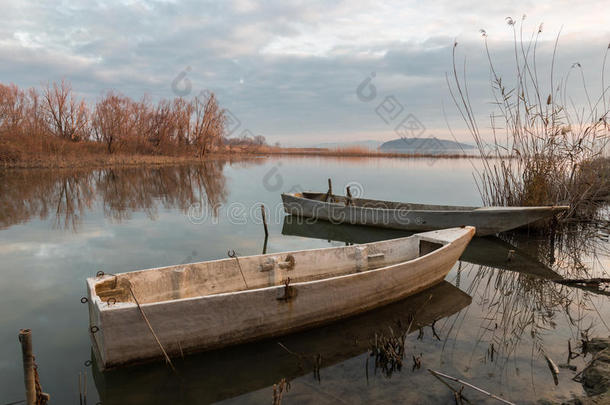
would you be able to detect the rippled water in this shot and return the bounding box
[0,157,608,404]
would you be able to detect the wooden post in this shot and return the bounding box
[262,235,268,255]
[346,186,353,206]
[261,204,269,238]
[326,178,333,202]
[18,329,36,405]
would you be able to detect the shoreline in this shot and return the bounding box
[0,149,483,170]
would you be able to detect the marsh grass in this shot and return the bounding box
[369,327,408,377]
[449,17,610,218]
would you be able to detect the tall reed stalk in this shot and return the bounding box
[449,17,610,217]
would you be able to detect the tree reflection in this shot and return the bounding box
[0,169,95,231]
[0,160,244,231]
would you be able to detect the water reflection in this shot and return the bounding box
[92,219,609,404]
[282,218,610,397]
[454,226,610,379]
[1,157,608,404]
[0,169,95,230]
[92,281,471,405]
[0,161,239,231]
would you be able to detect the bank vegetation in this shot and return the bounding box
[0,80,278,167]
[449,17,610,218]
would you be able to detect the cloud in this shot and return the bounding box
[0,0,607,144]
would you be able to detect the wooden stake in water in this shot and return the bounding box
[261,204,269,238]
[262,235,268,255]
[326,178,333,202]
[18,329,36,405]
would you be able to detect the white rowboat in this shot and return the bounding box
[282,192,569,236]
[86,226,474,369]
[92,281,471,403]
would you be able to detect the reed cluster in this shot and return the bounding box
[369,327,407,377]
[449,17,610,217]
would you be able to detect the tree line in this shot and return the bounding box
[0,80,267,158]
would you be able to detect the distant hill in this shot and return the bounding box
[379,137,474,152]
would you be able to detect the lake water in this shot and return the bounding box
[0,156,608,404]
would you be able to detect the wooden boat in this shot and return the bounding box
[281,216,561,279]
[86,226,475,370]
[92,281,471,404]
[282,192,569,236]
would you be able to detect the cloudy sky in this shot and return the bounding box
[1,0,608,145]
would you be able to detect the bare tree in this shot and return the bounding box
[148,99,175,150]
[0,84,26,135]
[130,96,154,153]
[42,80,89,141]
[1,80,232,161]
[172,98,193,148]
[92,92,135,153]
[191,92,225,158]
[24,88,44,136]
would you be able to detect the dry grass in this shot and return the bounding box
[231,145,475,159]
[0,133,201,168]
[449,17,610,218]
[0,139,478,169]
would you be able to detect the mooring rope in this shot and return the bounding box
[33,358,48,405]
[94,271,176,372]
[127,283,176,372]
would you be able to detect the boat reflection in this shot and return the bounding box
[92,281,471,404]
[281,216,560,279]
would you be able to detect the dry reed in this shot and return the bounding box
[448,17,610,219]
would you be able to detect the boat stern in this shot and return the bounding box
[85,274,139,370]
[414,226,475,267]
[85,276,108,369]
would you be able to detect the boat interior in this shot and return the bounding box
[296,192,477,211]
[93,234,446,306]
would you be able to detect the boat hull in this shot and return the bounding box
[282,193,568,236]
[87,227,474,370]
[92,281,471,404]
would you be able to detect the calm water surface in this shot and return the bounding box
[0,156,608,404]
